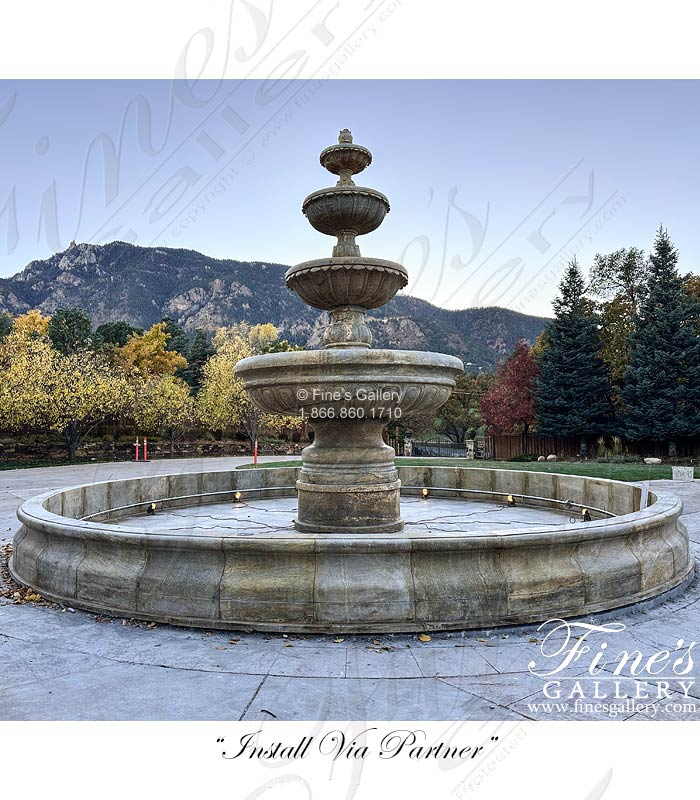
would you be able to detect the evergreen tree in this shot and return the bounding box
[160,316,189,357]
[182,329,214,392]
[94,320,143,347]
[47,307,93,354]
[535,259,614,450]
[160,316,190,383]
[623,227,700,455]
[0,312,11,341]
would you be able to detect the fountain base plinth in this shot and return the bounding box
[295,417,403,533]
[294,482,402,533]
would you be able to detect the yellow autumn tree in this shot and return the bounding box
[117,322,188,378]
[248,322,279,354]
[0,330,56,430]
[197,322,301,452]
[132,374,195,456]
[45,350,133,459]
[12,309,51,337]
[0,330,132,459]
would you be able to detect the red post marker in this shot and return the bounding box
[253,438,258,465]
[143,436,148,462]
[134,436,140,462]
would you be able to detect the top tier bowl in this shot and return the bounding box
[301,128,390,259]
[319,138,372,180]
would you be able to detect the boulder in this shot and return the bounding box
[644,457,662,465]
[537,455,546,462]
[546,454,557,462]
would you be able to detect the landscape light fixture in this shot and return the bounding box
[233,491,246,508]
[582,508,592,522]
[507,495,516,507]
[421,488,429,498]
[146,502,156,516]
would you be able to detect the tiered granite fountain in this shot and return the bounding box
[235,129,463,533]
[9,131,692,633]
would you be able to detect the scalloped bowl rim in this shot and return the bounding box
[285,256,409,282]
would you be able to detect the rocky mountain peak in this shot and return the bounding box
[0,241,548,369]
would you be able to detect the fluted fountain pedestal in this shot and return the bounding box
[295,417,401,532]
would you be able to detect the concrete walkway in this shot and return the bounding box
[1,459,699,721]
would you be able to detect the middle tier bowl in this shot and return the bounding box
[302,185,389,237]
[235,348,464,418]
[285,257,408,310]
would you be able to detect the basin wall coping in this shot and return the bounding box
[15,466,682,554]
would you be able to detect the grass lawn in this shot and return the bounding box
[1,455,694,482]
[237,458,698,482]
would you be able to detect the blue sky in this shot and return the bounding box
[0,79,697,316]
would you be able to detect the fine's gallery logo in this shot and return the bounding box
[295,384,403,419]
[526,618,698,718]
[296,385,401,403]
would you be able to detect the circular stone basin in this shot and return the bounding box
[9,466,693,633]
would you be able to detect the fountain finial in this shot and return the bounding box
[287,130,407,349]
[317,129,373,191]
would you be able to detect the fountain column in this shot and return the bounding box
[236,129,463,533]
[290,130,406,532]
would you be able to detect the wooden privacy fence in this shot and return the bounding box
[631,437,700,459]
[490,433,581,461]
[490,433,700,460]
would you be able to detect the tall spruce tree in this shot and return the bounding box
[0,312,11,341]
[623,227,700,455]
[47,307,93,354]
[160,316,190,357]
[535,258,614,451]
[182,329,214,392]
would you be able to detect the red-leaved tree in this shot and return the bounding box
[481,341,538,447]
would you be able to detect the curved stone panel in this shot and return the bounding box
[10,467,693,633]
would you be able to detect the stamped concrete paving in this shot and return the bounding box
[1,458,699,721]
[115,495,575,536]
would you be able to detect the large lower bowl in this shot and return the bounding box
[285,257,408,311]
[234,348,464,418]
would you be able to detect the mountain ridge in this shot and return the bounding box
[0,241,548,369]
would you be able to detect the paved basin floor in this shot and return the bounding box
[113,495,575,537]
[1,458,699,721]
